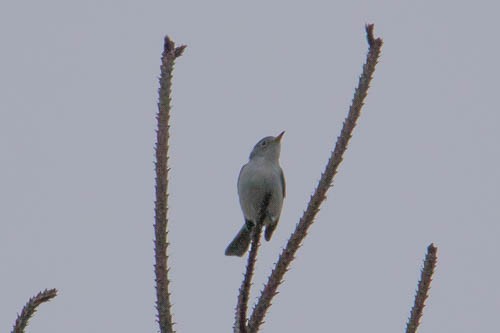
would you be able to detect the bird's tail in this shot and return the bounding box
[225,225,252,257]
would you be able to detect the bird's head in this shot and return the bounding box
[249,131,285,161]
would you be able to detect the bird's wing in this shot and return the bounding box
[265,222,277,241]
[280,167,286,198]
[237,163,248,189]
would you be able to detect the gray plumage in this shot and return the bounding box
[225,132,286,257]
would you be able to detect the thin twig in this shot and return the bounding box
[405,244,438,333]
[11,288,57,333]
[234,194,272,333]
[247,24,383,332]
[154,35,185,333]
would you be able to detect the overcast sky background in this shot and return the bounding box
[1,1,499,332]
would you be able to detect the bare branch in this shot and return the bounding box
[154,35,185,333]
[234,194,272,333]
[405,244,438,333]
[11,288,57,333]
[247,24,383,332]
[235,226,262,333]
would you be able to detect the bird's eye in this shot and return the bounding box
[261,140,268,146]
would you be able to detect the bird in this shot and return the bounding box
[225,131,286,257]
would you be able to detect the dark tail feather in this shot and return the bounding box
[225,225,252,257]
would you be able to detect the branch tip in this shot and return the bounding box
[365,23,383,48]
[405,244,438,333]
[162,35,186,59]
[163,35,175,54]
[11,288,58,333]
[175,45,187,58]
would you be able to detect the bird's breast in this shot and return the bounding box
[237,161,284,221]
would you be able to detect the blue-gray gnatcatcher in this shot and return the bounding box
[225,131,286,257]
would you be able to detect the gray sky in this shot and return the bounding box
[1,1,499,332]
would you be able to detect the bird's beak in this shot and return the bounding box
[275,131,285,142]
